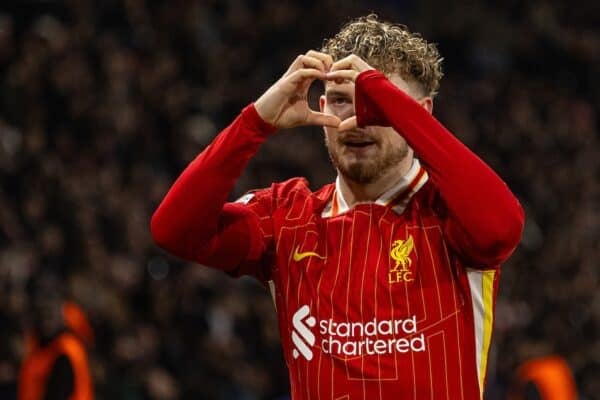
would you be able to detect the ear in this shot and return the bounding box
[319,95,328,133]
[419,97,433,114]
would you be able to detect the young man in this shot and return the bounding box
[151,15,524,400]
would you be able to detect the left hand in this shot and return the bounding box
[326,54,375,132]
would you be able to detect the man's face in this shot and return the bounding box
[320,74,428,184]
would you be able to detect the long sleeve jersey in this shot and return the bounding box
[151,70,525,400]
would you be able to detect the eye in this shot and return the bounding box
[330,96,351,106]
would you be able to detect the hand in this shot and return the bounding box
[326,54,375,132]
[254,51,341,129]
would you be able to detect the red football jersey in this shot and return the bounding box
[151,71,524,400]
[235,159,496,399]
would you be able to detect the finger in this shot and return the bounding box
[337,116,357,132]
[330,55,360,72]
[286,68,327,84]
[330,54,373,73]
[326,70,359,82]
[330,56,355,72]
[293,55,327,72]
[300,55,327,72]
[285,55,325,76]
[305,50,334,71]
[306,110,341,128]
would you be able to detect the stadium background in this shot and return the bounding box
[0,0,597,398]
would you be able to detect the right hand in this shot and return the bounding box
[254,50,341,129]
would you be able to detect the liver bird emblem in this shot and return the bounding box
[390,235,414,271]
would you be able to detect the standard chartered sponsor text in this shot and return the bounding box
[320,315,425,356]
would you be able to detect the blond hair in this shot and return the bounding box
[321,14,444,97]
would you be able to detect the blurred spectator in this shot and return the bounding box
[0,1,597,399]
[508,355,578,400]
[18,274,94,399]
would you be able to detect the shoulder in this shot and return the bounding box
[234,177,334,214]
[271,177,312,198]
[272,178,336,209]
[407,179,448,219]
[235,177,313,205]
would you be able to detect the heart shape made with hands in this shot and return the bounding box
[254,52,373,132]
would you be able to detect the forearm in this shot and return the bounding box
[151,104,275,261]
[355,70,524,263]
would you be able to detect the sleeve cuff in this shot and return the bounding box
[242,103,278,135]
[355,69,388,128]
[356,69,387,84]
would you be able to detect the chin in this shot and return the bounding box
[340,161,381,184]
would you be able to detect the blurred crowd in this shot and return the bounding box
[0,0,597,399]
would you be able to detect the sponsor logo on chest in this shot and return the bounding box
[291,305,426,361]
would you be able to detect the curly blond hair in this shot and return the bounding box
[321,14,443,97]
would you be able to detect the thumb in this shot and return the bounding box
[337,116,357,132]
[306,110,341,128]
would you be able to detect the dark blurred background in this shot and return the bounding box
[0,0,597,399]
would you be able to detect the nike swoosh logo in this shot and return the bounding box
[293,246,326,262]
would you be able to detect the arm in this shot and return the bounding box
[329,62,524,266]
[354,70,524,265]
[150,105,276,269]
[151,51,340,271]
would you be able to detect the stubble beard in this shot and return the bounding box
[327,140,409,185]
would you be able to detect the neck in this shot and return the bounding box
[338,153,414,207]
